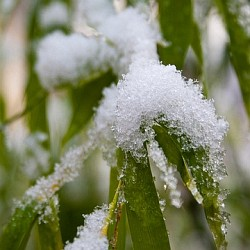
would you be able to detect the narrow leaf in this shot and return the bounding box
[120,150,171,250]
[38,197,63,250]
[214,0,250,117]
[191,21,203,65]
[157,0,193,69]
[154,123,228,249]
[0,201,38,250]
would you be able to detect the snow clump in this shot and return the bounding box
[65,205,109,250]
[39,1,69,29]
[35,31,114,90]
[93,58,228,183]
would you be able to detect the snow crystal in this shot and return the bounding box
[115,59,227,152]
[39,2,69,29]
[35,31,114,90]
[65,205,108,250]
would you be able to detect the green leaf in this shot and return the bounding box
[24,0,47,133]
[214,0,250,117]
[191,21,203,65]
[157,0,193,69]
[0,131,9,167]
[119,149,171,250]
[154,123,228,249]
[38,197,63,250]
[0,201,38,250]
[63,70,117,143]
[25,81,48,133]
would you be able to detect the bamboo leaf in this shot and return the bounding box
[38,197,63,250]
[0,201,38,250]
[119,150,171,250]
[157,0,193,69]
[214,0,250,117]
[154,123,228,249]
[191,21,203,65]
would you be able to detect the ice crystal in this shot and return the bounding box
[35,31,114,89]
[39,2,69,29]
[65,205,108,250]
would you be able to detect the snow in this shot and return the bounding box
[24,144,91,204]
[99,7,160,75]
[148,139,183,208]
[65,205,108,250]
[94,57,228,188]
[36,5,160,89]
[115,59,227,158]
[35,31,114,90]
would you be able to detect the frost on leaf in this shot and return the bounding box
[65,205,109,250]
[15,142,95,222]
